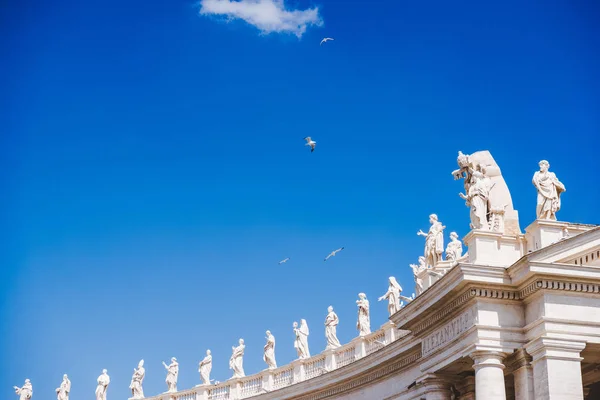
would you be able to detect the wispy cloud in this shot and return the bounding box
[199,0,323,38]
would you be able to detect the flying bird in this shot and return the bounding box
[278,257,290,265]
[324,247,344,261]
[320,37,334,45]
[304,137,316,152]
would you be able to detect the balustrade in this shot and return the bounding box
[143,323,398,400]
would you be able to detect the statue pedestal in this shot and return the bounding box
[463,230,524,267]
[523,219,593,253]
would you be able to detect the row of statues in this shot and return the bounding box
[15,278,412,400]
[14,155,565,400]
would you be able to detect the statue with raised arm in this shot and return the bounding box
[533,160,565,220]
[162,357,178,393]
[263,331,277,369]
[229,339,245,378]
[409,259,425,295]
[378,277,402,316]
[14,379,32,400]
[417,214,446,267]
[356,293,371,336]
[445,232,463,262]
[324,306,341,349]
[199,350,212,385]
[293,320,310,359]
[95,370,110,400]
[129,360,145,399]
[56,375,70,400]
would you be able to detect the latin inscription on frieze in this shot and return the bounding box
[422,311,474,356]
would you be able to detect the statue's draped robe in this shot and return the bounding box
[467,172,491,229]
[298,323,310,358]
[199,356,212,384]
[230,344,245,377]
[165,363,178,392]
[446,239,463,262]
[95,374,110,400]
[533,171,565,220]
[383,286,400,316]
[357,299,371,335]
[263,335,277,368]
[425,222,444,266]
[16,383,32,400]
[57,378,71,400]
[129,368,144,398]
[325,312,341,349]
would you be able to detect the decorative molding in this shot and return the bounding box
[410,279,600,336]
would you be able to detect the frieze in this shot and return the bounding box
[422,311,474,356]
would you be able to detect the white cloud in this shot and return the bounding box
[199,0,322,38]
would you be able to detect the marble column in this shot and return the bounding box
[471,350,507,400]
[512,349,534,400]
[525,338,585,400]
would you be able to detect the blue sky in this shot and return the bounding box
[1,0,599,398]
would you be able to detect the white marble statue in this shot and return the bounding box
[409,258,425,295]
[95,370,110,400]
[229,339,245,378]
[14,379,32,400]
[417,214,446,267]
[378,277,402,316]
[445,232,463,262]
[293,320,310,359]
[324,306,341,349]
[129,360,145,399]
[263,331,277,369]
[199,350,212,385]
[162,357,179,393]
[533,160,565,221]
[56,375,70,400]
[356,293,371,336]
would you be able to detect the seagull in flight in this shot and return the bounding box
[304,137,316,152]
[278,257,290,265]
[324,247,344,261]
[320,37,334,46]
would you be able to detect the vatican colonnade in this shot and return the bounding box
[13,150,600,400]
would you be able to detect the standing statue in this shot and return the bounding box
[293,320,311,359]
[378,277,402,316]
[417,214,446,267]
[445,232,463,262]
[356,293,371,336]
[263,331,277,369]
[162,357,179,393]
[199,350,212,385]
[324,306,341,349]
[229,339,245,378]
[14,379,33,400]
[129,360,145,399]
[409,256,427,295]
[95,370,110,400]
[56,375,70,400]
[533,160,566,220]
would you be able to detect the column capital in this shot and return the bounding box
[470,350,507,371]
[525,337,585,363]
[510,348,532,370]
[416,373,453,394]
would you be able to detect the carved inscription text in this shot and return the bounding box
[422,311,474,356]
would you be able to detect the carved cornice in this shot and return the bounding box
[293,350,422,400]
[408,279,600,336]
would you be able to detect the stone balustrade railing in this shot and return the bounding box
[143,322,398,400]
